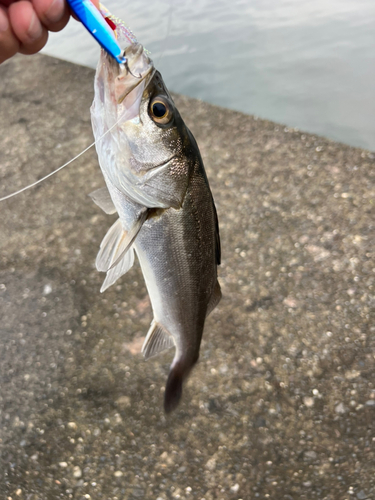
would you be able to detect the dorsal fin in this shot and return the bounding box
[206,280,222,317]
[213,199,221,265]
[89,186,117,214]
[142,321,175,360]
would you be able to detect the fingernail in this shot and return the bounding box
[45,0,64,23]
[0,9,9,32]
[27,11,43,40]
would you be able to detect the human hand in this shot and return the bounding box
[0,0,100,64]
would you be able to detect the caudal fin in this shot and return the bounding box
[164,366,184,413]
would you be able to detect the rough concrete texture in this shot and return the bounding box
[0,54,374,500]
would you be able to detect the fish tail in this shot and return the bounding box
[164,366,184,413]
[164,353,199,413]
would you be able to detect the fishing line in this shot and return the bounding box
[0,3,174,203]
[0,118,119,202]
[0,65,157,203]
[0,142,95,202]
[154,0,174,67]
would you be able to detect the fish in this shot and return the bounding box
[90,33,221,412]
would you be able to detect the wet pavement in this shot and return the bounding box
[0,54,374,500]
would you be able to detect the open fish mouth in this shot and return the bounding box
[115,43,154,104]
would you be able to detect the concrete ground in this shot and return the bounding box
[0,54,374,500]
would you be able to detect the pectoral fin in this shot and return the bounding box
[100,247,135,292]
[142,320,175,360]
[96,210,148,273]
[137,161,189,210]
[115,157,189,210]
[89,186,117,214]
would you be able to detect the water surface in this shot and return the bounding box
[43,0,375,151]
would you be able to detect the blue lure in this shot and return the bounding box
[66,0,126,64]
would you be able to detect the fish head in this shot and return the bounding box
[92,42,195,208]
[120,68,191,173]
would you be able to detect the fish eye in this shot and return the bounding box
[153,101,167,117]
[150,96,173,125]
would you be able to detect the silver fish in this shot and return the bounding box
[90,43,221,412]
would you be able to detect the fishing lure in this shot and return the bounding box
[66,0,136,63]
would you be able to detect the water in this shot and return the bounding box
[42,0,375,151]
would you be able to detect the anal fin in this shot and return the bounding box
[142,320,175,360]
[206,280,222,317]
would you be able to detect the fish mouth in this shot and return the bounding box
[115,43,155,104]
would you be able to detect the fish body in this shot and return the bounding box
[91,42,221,412]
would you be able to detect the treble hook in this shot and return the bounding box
[120,52,142,79]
